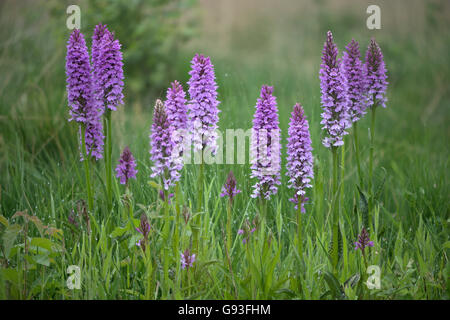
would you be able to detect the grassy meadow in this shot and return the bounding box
[0,0,449,299]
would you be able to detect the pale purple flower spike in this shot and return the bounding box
[187,54,221,155]
[65,29,104,160]
[149,99,179,189]
[250,85,281,199]
[364,38,388,109]
[319,31,350,148]
[115,146,138,185]
[342,39,366,122]
[286,103,314,213]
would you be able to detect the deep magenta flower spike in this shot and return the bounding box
[66,29,92,124]
[92,25,124,112]
[115,146,138,185]
[65,29,104,160]
[136,214,151,252]
[250,85,281,199]
[342,39,366,122]
[181,249,196,270]
[364,38,388,108]
[220,171,241,202]
[286,103,314,212]
[355,227,374,254]
[319,31,350,148]
[187,54,221,155]
[150,99,179,190]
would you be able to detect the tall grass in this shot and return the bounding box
[0,0,449,299]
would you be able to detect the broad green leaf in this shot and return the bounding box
[34,253,51,266]
[30,237,53,251]
[2,224,22,258]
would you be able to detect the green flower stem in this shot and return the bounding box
[81,124,94,212]
[193,159,204,255]
[297,201,303,259]
[353,121,363,188]
[331,147,340,275]
[104,109,113,212]
[226,199,232,254]
[162,188,170,295]
[368,105,377,228]
[173,182,181,266]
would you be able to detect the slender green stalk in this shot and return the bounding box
[144,245,153,300]
[104,109,113,212]
[340,136,345,214]
[297,202,303,259]
[193,160,204,255]
[226,199,232,254]
[259,197,267,221]
[353,122,363,187]
[173,182,181,266]
[81,125,94,211]
[368,105,377,228]
[162,188,170,295]
[331,147,340,274]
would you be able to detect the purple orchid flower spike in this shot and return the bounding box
[220,171,241,203]
[181,249,196,270]
[136,214,151,252]
[286,103,314,213]
[355,227,374,255]
[115,146,138,186]
[319,31,350,149]
[364,38,388,109]
[159,190,174,204]
[238,218,258,244]
[65,29,104,161]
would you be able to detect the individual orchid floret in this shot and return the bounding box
[149,99,179,189]
[364,38,388,108]
[220,171,241,203]
[115,146,138,185]
[319,31,350,148]
[342,39,366,122]
[250,85,281,199]
[180,249,196,270]
[187,54,221,156]
[286,103,314,213]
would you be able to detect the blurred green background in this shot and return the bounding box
[0,0,448,222]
